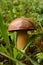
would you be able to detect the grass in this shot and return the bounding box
[0,0,43,65]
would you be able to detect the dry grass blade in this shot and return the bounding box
[0,52,26,65]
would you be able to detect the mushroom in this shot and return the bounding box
[8,18,35,50]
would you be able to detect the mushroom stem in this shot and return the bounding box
[17,31,28,50]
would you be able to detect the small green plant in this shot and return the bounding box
[35,52,43,63]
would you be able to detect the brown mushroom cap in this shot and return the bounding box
[8,18,35,31]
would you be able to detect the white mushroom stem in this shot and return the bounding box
[17,31,28,50]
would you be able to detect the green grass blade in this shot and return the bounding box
[0,15,10,48]
[0,15,12,55]
[24,33,43,50]
[0,52,26,65]
[13,32,17,47]
[12,32,18,58]
[15,48,40,65]
[0,44,10,56]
